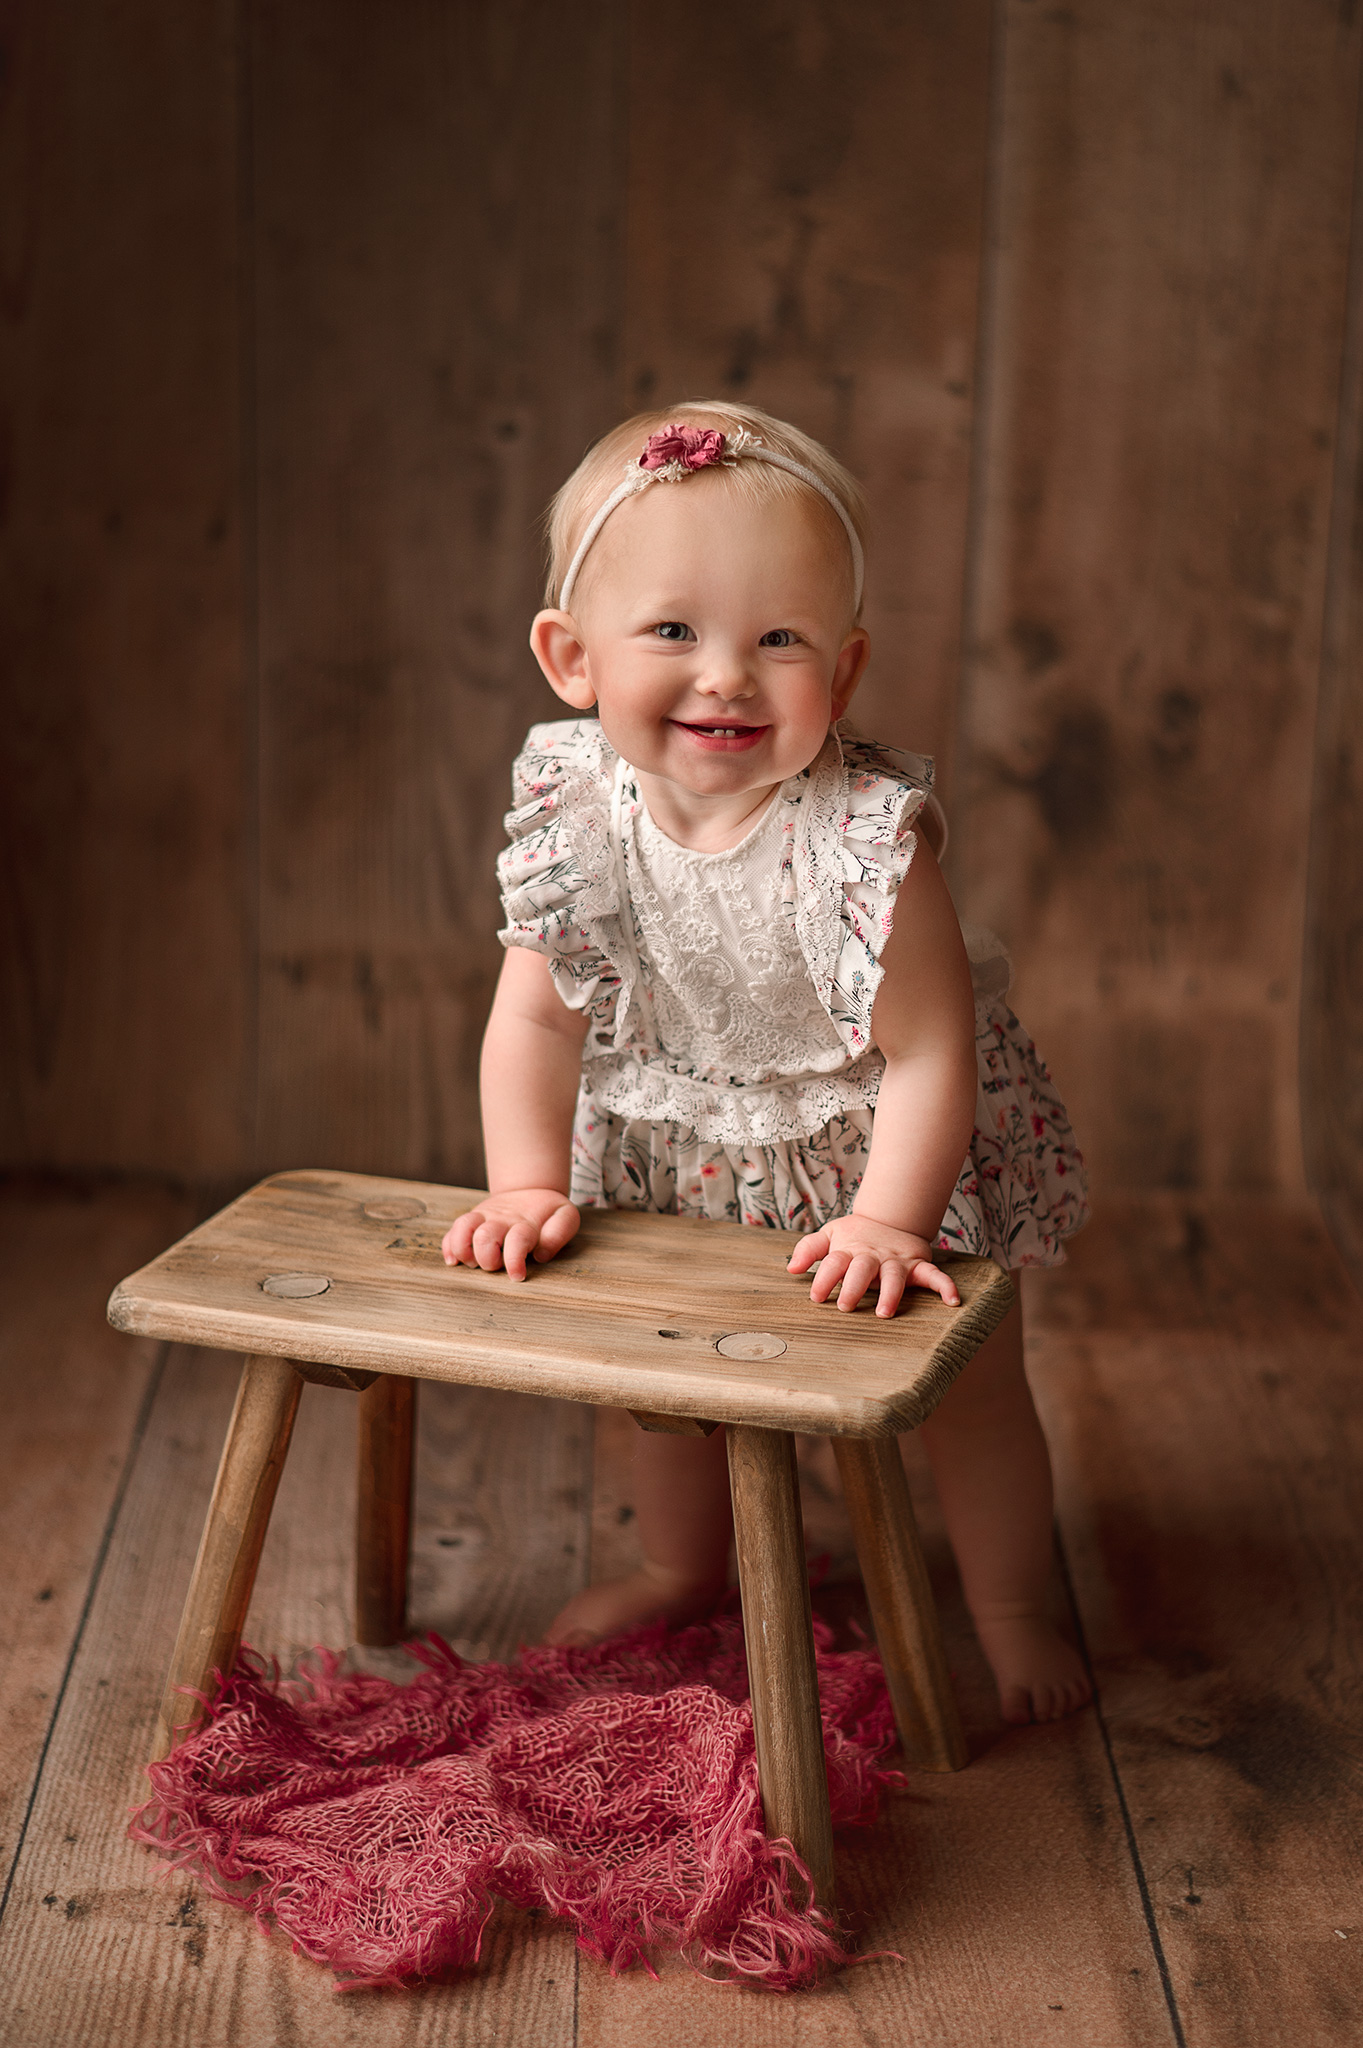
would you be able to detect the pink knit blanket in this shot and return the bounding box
[131,1614,903,1990]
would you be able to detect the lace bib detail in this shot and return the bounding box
[579,766,886,1145]
[631,794,847,1081]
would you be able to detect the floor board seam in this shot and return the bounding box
[0,1340,171,1933]
[573,1404,594,2043]
[1054,1530,1188,2048]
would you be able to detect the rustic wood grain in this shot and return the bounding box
[832,1435,968,1772]
[955,0,1363,1204]
[354,1374,416,1645]
[1028,1201,1363,2044]
[0,0,250,1177]
[106,1170,1015,1436]
[248,0,625,1186]
[0,1348,591,2043]
[624,0,994,776]
[0,1181,195,1899]
[152,1354,304,1760]
[727,1426,835,1910]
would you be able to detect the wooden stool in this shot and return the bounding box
[108,1169,1013,1906]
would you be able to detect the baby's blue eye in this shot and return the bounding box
[655,621,691,641]
[759,629,796,648]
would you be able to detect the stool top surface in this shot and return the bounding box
[108,1170,1014,1436]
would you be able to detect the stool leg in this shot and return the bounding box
[151,1353,303,1763]
[355,1374,416,1645]
[727,1423,835,1909]
[833,1435,968,1772]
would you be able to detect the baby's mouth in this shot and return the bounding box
[672,720,769,747]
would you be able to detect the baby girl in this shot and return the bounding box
[444,402,1091,1725]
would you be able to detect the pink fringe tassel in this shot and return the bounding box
[130,1612,904,1992]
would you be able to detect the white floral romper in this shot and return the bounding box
[496,719,1088,1271]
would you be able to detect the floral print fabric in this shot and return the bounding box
[571,1003,1087,1269]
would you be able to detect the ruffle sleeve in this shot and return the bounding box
[793,724,934,1058]
[495,719,640,1053]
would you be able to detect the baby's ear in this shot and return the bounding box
[530,611,597,709]
[831,625,871,719]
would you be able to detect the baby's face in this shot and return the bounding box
[534,478,868,802]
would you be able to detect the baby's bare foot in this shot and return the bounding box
[972,1607,1093,1725]
[543,1563,727,1647]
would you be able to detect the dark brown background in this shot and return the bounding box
[3,0,1361,1267]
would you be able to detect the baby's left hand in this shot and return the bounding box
[787,1212,960,1317]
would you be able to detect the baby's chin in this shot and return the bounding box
[646,742,796,796]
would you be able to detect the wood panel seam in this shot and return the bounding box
[949,0,1010,857]
[1054,1534,1188,2048]
[1303,29,1363,1284]
[235,0,264,1171]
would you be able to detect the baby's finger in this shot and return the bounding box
[836,1254,881,1312]
[443,1210,484,1266]
[533,1202,581,1261]
[787,1227,830,1274]
[470,1218,508,1273]
[874,1260,909,1319]
[909,1258,960,1306]
[500,1222,538,1281]
[808,1248,852,1303]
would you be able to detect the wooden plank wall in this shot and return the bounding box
[954,0,1362,1211]
[250,0,625,1186]
[622,0,993,775]
[2,0,1361,1250]
[0,0,252,1175]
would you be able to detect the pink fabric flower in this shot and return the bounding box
[638,423,727,471]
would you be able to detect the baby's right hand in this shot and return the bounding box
[442,1190,580,1281]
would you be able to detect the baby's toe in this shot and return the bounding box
[544,1616,592,1647]
[1037,1670,1092,1722]
[1066,1671,1094,1715]
[999,1681,1034,1726]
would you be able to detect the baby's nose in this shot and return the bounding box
[696,659,754,700]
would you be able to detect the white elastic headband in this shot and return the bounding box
[557,424,864,614]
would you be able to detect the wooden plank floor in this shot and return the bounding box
[1,1181,1360,2046]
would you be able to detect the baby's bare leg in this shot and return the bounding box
[544,1423,732,1646]
[918,1281,1091,1724]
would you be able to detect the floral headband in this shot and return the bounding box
[557,422,865,612]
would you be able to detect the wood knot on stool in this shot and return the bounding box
[716,1333,787,1360]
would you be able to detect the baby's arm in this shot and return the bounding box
[787,835,977,1316]
[442,947,589,1279]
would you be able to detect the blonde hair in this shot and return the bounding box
[543,400,868,617]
